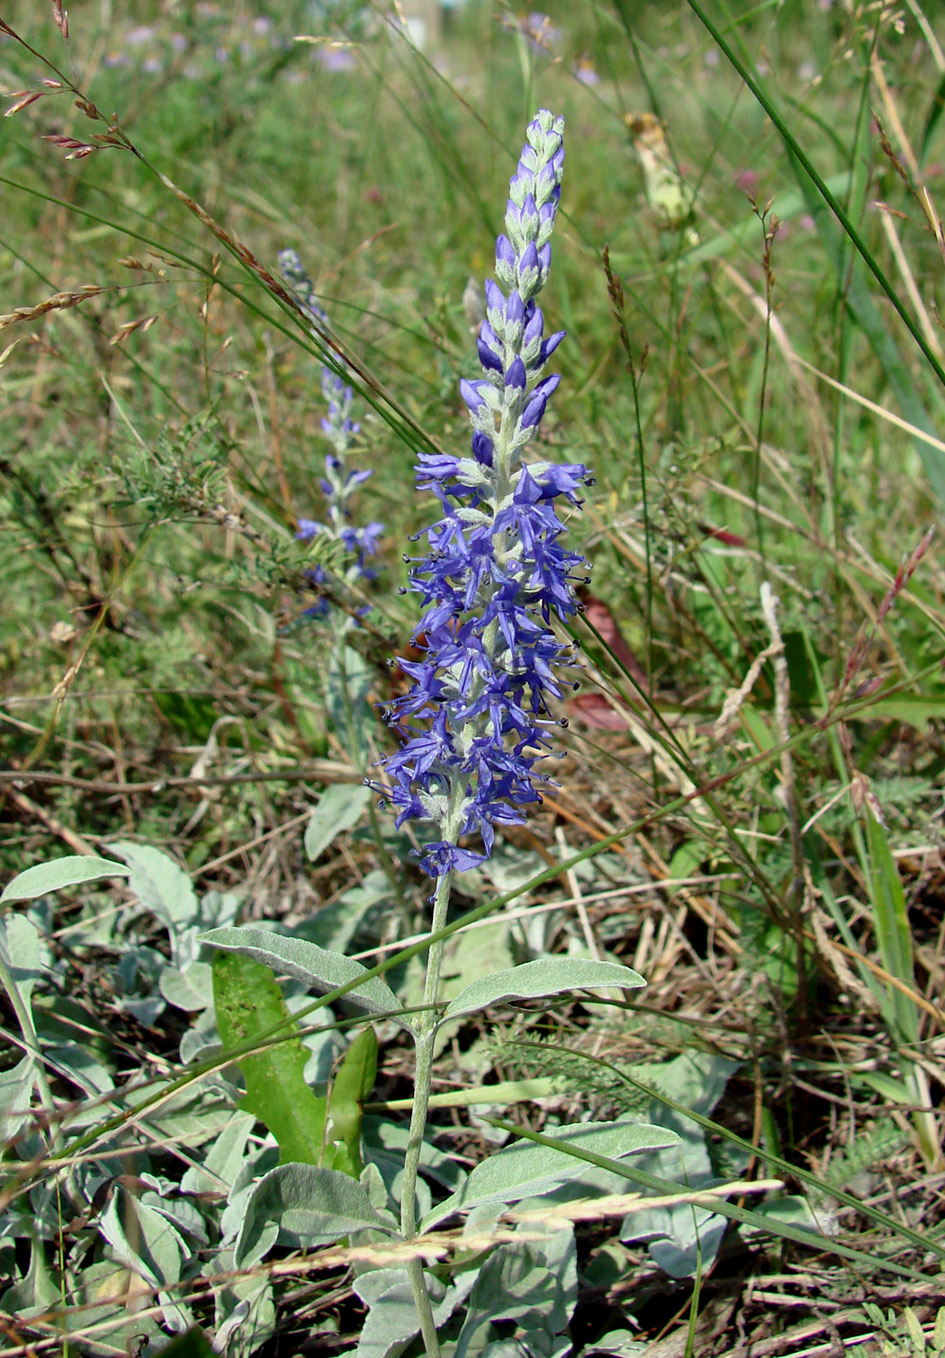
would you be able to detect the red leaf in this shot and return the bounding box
[699,522,747,548]
[580,593,647,687]
[568,692,634,730]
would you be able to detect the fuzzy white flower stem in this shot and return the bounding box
[401,846,458,1358]
[476,399,517,670]
[399,868,452,1238]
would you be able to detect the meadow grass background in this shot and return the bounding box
[3,1,945,1354]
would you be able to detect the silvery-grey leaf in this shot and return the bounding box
[0,1056,36,1146]
[305,782,372,863]
[0,856,130,905]
[423,1118,679,1230]
[199,927,411,1029]
[233,1163,397,1269]
[441,957,645,1024]
[453,1223,576,1358]
[182,1112,256,1195]
[108,842,200,946]
[0,912,41,1010]
[161,961,214,1011]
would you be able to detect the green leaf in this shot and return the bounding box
[212,951,326,1166]
[454,1224,577,1358]
[441,958,646,1024]
[740,705,775,752]
[850,694,945,731]
[854,1071,916,1104]
[866,811,919,1045]
[0,855,131,905]
[919,70,945,165]
[327,646,375,770]
[200,926,411,1029]
[0,912,41,1009]
[793,171,945,503]
[0,1055,37,1143]
[107,842,199,933]
[422,1118,679,1230]
[99,1185,191,1330]
[665,841,706,897]
[305,782,372,863]
[233,1163,396,1269]
[323,1025,377,1176]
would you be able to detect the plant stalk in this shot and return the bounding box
[400,866,454,1358]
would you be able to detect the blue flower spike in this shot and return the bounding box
[278,249,383,611]
[376,111,592,878]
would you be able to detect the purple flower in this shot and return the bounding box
[315,46,357,73]
[502,12,563,55]
[574,55,600,86]
[279,249,383,607]
[375,111,591,878]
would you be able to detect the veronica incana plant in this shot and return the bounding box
[371,108,627,1351]
[201,113,655,1358]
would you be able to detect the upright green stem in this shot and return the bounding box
[400,868,454,1358]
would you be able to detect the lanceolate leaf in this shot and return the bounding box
[866,810,919,1046]
[98,1185,192,1331]
[234,1163,396,1269]
[107,842,199,932]
[488,1117,932,1282]
[212,951,326,1167]
[0,1056,37,1142]
[352,1268,476,1358]
[0,855,131,905]
[305,782,372,863]
[421,1118,679,1230]
[0,912,41,1009]
[441,958,646,1023]
[200,926,411,1029]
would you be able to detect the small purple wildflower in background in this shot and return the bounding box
[574,55,601,87]
[376,110,592,878]
[315,45,357,73]
[503,12,563,54]
[279,249,383,612]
